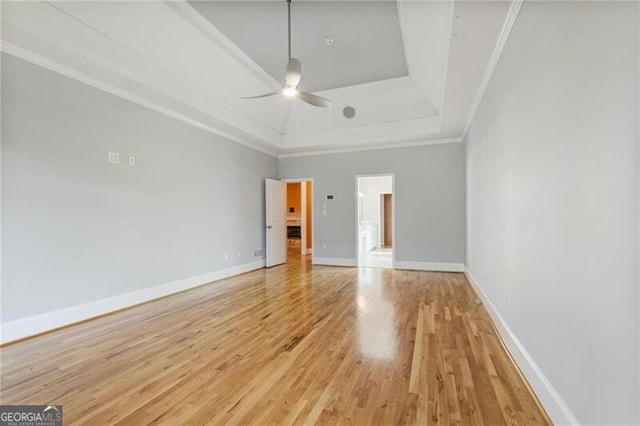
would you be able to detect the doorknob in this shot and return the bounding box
[267,225,272,229]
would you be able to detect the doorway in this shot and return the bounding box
[284,179,313,262]
[356,174,394,268]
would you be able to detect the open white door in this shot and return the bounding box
[265,178,286,267]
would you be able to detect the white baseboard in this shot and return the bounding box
[394,260,465,272]
[313,257,356,267]
[0,260,265,345]
[312,258,464,271]
[464,267,579,425]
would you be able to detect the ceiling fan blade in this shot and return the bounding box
[239,89,282,100]
[285,58,301,88]
[296,91,333,108]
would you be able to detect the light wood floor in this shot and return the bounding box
[0,249,550,425]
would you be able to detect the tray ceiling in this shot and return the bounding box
[0,0,521,156]
[188,1,409,92]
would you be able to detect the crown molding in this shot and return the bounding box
[438,1,455,117]
[0,42,282,157]
[284,76,440,142]
[278,136,463,159]
[42,0,287,141]
[283,118,441,149]
[164,0,280,91]
[2,0,520,158]
[285,110,439,136]
[396,0,452,117]
[3,40,456,161]
[462,0,524,139]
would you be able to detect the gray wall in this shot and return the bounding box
[279,143,465,263]
[1,54,278,322]
[465,2,638,424]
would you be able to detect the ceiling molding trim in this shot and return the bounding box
[402,80,440,126]
[283,115,440,149]
[461,0,523,140]
[164,0,280,91]
[395,0,413,93]
[396,0,451,117]
[396,1,433,107]
[438,1,455,117]
[316,75,415,96]
[44,0,285,139]
[0,42,282,157]
[279,137,463,159]
[164,0,280,92]
[284,112,440,136]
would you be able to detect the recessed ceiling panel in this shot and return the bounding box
[188,1,409,92]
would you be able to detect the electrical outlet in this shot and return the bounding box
[253,248,263,258]
[322,241,327,249]
[224,253,229,261]
[237,250,242,259]
[108,152,119,164]
[128,156,136,166]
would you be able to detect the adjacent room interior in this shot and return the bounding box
[1,1,639,425]
[285,180,312,260]
[357,175,394,269]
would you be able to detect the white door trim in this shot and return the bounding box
[300,182,307,255]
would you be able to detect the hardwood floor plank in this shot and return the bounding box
[408,305,424,395]
[0,249,550,425]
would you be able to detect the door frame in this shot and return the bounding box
[282,178,315,260]
[355,173,396,268]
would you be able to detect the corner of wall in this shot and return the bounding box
[464,267,579,425]
[0,10,4,333]
[463,138,469,266]
[636,2,640,421]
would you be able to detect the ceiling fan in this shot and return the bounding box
[240,0,333,108]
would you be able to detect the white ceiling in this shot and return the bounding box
[0,0,521,156]
[188,1,409,92]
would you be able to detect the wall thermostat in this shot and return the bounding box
[326,194,335,200]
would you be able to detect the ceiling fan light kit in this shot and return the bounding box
[283,88,298,97]
[240,0,333,108]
